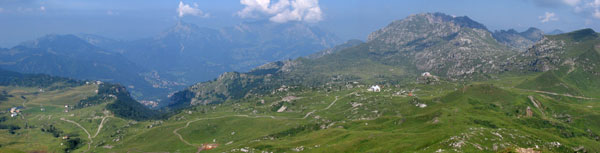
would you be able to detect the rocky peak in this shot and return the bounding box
[510,28,599,72]
[428,12,487,30]
[366,12,488,46]
[172,20,198,33]
[156,21,221,41]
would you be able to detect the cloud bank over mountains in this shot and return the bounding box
[177,1,208,18]
[529,0,600,19]
[237,0,323,23]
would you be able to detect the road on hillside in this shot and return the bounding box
[60,117,93,152]
[172,91,358,150]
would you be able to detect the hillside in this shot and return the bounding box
[3,69,599,152]
[170,12,517,107]
[0,21,342,104]
[513,29,600,98]
[0,70,160,152]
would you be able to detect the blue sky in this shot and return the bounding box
[0,0,599,47]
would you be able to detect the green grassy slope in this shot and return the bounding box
[516,28,600,98]
[2,16,600,153]
[1,69,599,153]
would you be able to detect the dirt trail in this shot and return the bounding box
[323,96,339,110]
[528,96,545,117]
[323,92,357,111]
[518,89,594,100]
[172,91,357,150]
[303,110,316,119]
[93,116,110,138]
[60,117,93,152]
[173,115,285,147]
[60,115,110,152]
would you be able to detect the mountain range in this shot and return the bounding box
[1,12,600,152]
[169,12,550,106]
[88,21,341,85]
[0,21,341,104]
[0,14,554,106]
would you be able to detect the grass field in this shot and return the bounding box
[1,72,599,153]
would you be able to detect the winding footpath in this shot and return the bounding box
[517,89,595,100]
[323,96,339,110]
[172,91,358,150]
[60,117,93,152]
[93,116,110,138]
[172,115,287,148]
[60,115,111,153]
[303,110,316,119]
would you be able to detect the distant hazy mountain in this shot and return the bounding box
[547,29,565,35]
[308,39,363,59]
[76,33,127,53]
[0,34,169,100]
[0,34,141,81]
[493,27,544,51]
[92,21,341,85]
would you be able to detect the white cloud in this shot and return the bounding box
[566,0,600,19]
[540,12,559,23]
[530,0,600,20]
[563,0,581,6]
[237,0,323,23]
[590,0,600,7]
[177,1,208,18]
[39,6,45,11]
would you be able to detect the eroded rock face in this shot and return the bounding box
[367,13,471,46]
[503,28,600,77]
[367,12,512,78]
[518,37,566,72]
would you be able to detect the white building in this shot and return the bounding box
[368,85,381,92]
[422,72,432,77]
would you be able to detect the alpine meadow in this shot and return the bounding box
[1,0,600,153]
